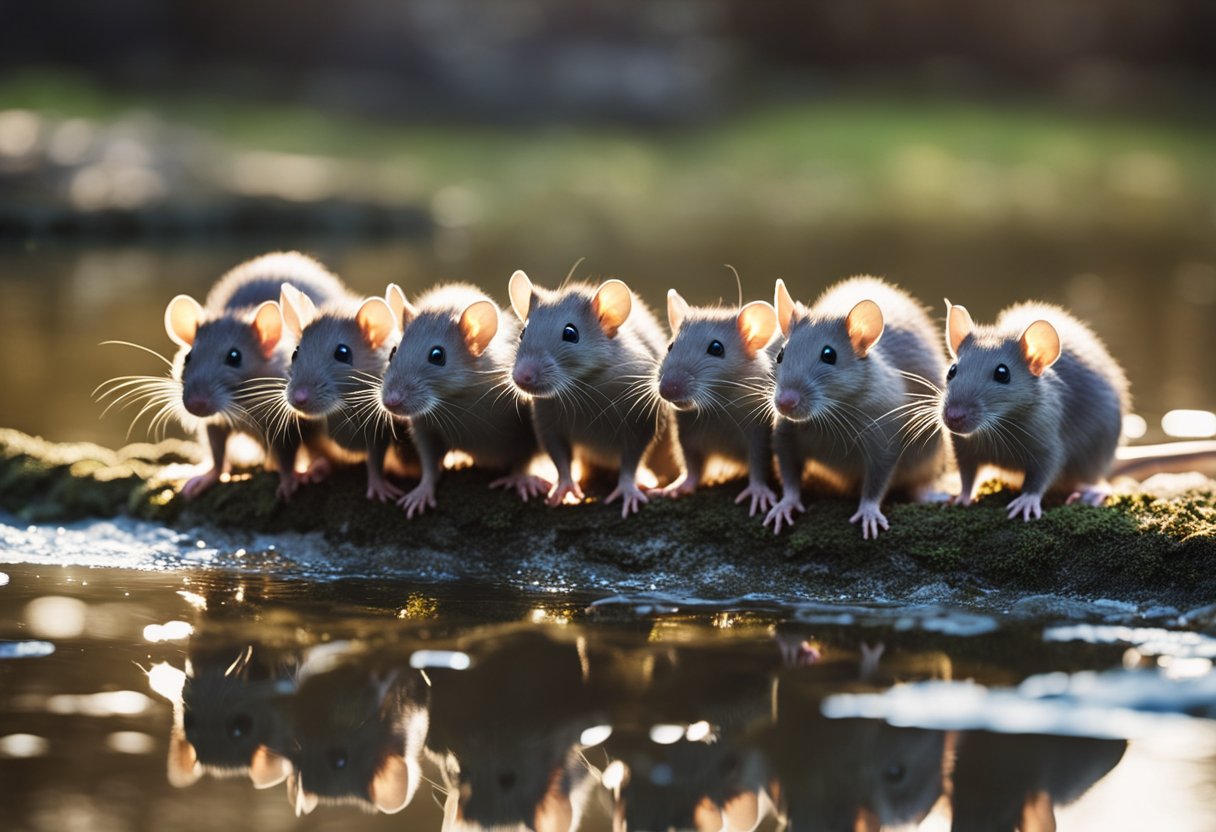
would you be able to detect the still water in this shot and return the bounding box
[2,542,1216,831]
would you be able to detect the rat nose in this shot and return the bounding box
[658,372,690,403]
[513,362,539,390]
[184,395,213,417]
[290,387,311,408]
[775,388,800,416]
[382,389,404,411]
[944,403,971,432]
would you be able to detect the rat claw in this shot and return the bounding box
[1006,493,1043,521]
[181,468,222,500]
[1067,484,1110,507]
[763,496,805,535]
[949,493,973,507]
[606,483,649,518]
[397,484,437,518]
[490,473,553,502]
[276,473,300,502]
[735,483,777,517]
[366,476,405,503]
[849,502,889,540]
[546,479,584,507]
[650,478,696,500]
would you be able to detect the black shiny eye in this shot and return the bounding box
[291,346,298,363]
[821,345,836,365]
[429,346,446,366]
[947,363,957,381]
[882,763,906,784]
[225,348,242,368]
[226,714,253,739]
[183,350,192,366]
[776,348,784,364]
[328,749,348,770]
[562,324,579,343]
[334,343,352,364]
[389,346,397,362]
[994,364,1011,384]
[707,339,725,358]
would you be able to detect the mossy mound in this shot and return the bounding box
[2,428,1214,606]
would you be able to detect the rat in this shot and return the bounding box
[157,251,347,500]
[941,300,1129,520]
[651,289,780,516]
[764,276,946,537]
[378,283,547,518]
[507,269,673,517]
[280,282,404,502]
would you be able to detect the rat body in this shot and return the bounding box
[280,284,403,502]
[941,301,1128,520]
[652,291,780,515]
[765,276,946,537]
[508,270,672,517]
[379,283,546,517]
[162,252,346,500]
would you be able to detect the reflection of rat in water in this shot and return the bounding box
[508,269,674,517]
[284,648,429,816]
[378,283,547,518]
[941,301,1128,520]
[166,643,295,791]
[280,282,406,502]
[651,290,780,516]
[765,276,946,537]
[950,732,1126,832]
[151,252,346,500]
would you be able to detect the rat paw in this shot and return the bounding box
[298,456,332,485]
[1006,492,1043,521]
[181,468,222,500]
[849,501,890,540]
[763,496,805,535]
[367,475,405,504]
[1066,484,1110,507]
[606,482,649,518]
[949,493,974,507]
[397,484,437,518]
[735,482,777,517]
[275,472,300,502]
[490,473,552,502]
[545,479,585,507]
[648,477,697,500]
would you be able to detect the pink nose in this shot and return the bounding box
[513,363,539,390]
[775,388,800,415]
[290,387,311,407]
[382,390,404,411]
[658,373,689,403]
[184,395,213,417]
[944,403,971,431]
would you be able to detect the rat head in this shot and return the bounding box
[280,284,397,419]
[657,291,778,411]
[940,301,1061,435]
[380,287,501,419]
[770,279,884,423]
[165,295,284,421]
[507,270,633,398]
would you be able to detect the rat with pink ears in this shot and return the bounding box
[651,289,781,515]
[941,300,1128,520]
[764,276,945,538]
[507,269,672,517]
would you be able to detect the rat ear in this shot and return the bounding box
[593,279,632,338]
[509,270,534,322]
[280,283,316,340]
[723,791,761,832]
[165,295,204,347]
[667,289,689,333]
[736,301,778,358]
[250,301,283,358]
[459,300,499,357]
[370,754,418,814]
[774,279,796,336]
[357,297,397,350]
[385,283,416,328]
[167,725,202,787]
[945,299,973,359]
[287,772,320,817]
[249,744,291,789]
[1019,319,1061,377]
[846,299,884,358]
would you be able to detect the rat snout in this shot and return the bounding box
[658,371,693,407]
[512,360,541,393]
[381,388,406,414]
[775,387,801,417]
[183,394,215,418]
[943,402,974,434]
[290,386,312,408]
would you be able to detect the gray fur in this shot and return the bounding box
[944,301,1128,503]
[769,276,945,535]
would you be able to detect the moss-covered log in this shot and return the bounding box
[1,428,1213,606]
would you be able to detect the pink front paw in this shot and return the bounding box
[1006,492,1043,521]
[546,479,585,507]
[367,474,405,503]
[1067,485,1110,507]
[763,496,805,535]
[605,482,649,518]
[276,471,300,502]
[648,477,697,500]
[298,456,332,485]
[490,473,553,502]
[949,492,973,507]
[181,468,222,500]
[735,482,777,517]
[849,500,890,540]
[398,484,437,518]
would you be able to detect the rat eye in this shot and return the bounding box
[327,749,348,770]
[821,345,836,365]
[707,339,725,358]
[947,363,957,381]
[993,364,1011,384]
[226,714,253,739]
[388,346,397,362]
[225,348,242,368]
[776,348,784,364]
[562,324,579,343]
[883,762,906,784]
[183,350,193,366]
[429,346,446,366]
[333,344,353,364]
[291,347,298,363]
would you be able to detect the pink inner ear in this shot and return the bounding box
[774,280,796,335]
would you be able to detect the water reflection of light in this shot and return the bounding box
[0,640,55,659]
[176,590,207,610]
[1162,409,1216,438]
[649,724,685,745]
[0,733,50,758]
[409,650,472,671]
[579,725,613,747]
[684,720,714,742]
[143,621,194,642]
[146,661,187,704]
[25,596,88,638]
[106,731,156,754]
[1121,413,1148,440]
[0,110,40,157]
[1158,656,1213,680]
[46,690,154,717]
